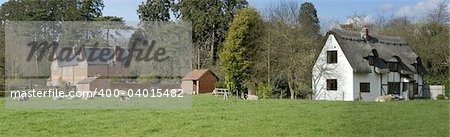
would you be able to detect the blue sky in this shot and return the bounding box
[100,0,444,22]
[0,0,447,23]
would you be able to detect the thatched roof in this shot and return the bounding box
[327,28,427,75]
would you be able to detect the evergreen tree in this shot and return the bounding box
[137,0,247,68]
[137,0,172,21]
[78,0,105,21]
[219,7,262,96]
[179,0,247,68]
[298,2,320,36]
[0,0,106,92]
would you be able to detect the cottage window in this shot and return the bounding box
[327,51,337,63]
[360,83,370,92]
[63,67,73,76]
[413,84,418,95]
[368,56,374,65]
[326,79,337,90]
[387,62,398,71]
[388,82,400,94]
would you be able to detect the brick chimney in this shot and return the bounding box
[362,26,369,40]
[72,45,77,55]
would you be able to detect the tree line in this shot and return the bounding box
[218,0,449,99]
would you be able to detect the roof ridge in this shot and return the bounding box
[329,28,408,45]
[326,28,426,74]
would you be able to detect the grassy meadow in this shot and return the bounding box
[0,95,449,136]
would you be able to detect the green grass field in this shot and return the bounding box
[0,95,449,137]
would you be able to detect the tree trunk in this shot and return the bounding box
[288,78,295,99]
[280,90,283,99]
[287,55,296,99]
[197,46,200,69]
[267,39,271,90]
[211,24,215,64]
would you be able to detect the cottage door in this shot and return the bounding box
[403,81,415,99]
[408,82,416,99]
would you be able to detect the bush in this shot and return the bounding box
[215,80,225,88]
[257,83,271,99]
[0,91,4,97]
[424,75,446,85]
[445,80,450,98]
[138,73,157,84]
[436,94,446,100]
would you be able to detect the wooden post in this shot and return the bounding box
[196,81,199,94]
[224,89,228,99]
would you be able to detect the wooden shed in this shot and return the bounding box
[181,69,218,94]
[76,77,110,92]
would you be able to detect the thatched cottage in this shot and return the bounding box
[312,28,427,101]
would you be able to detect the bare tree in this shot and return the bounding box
[427,0,450,24]
[255,1,320,99]
[341,12,374,31]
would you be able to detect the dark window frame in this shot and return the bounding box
[388,82,400,94]
[387,62,398,72]
[360,83,370,92]
[413,83,418,95]
[368,56,374,65]
[327,51,337,64]
[326,79,337,90]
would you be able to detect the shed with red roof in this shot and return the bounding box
[181,69,218,94]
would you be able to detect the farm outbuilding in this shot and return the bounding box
[76,77,110,92]
[181,69,218,94]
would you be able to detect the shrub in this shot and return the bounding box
[215,80,225,88]
[257,83,271,99]
[295,83,312,99]
[424,75,446,85]
[138,73,157,84]
[445,80,450,98]
[436,94,446,100]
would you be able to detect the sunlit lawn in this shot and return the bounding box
[0,95,448,136]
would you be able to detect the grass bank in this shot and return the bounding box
[0,95,448,136]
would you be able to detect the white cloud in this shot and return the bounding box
[379,3,395,12]
[344,15,375,27]
[395,0,449,18]
[319,16,341,34]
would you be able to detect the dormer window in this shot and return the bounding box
[327,51,337,63]
[369,49,377,66]
[387,62,398,71]
[368,56,374,65]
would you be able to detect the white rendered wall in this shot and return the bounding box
[353,72,382,101]
[312,35,354,101]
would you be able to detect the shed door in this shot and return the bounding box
[193,80,197,93]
